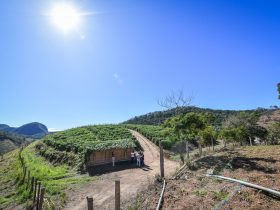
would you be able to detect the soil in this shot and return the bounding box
[63,130,179,210]
[135,145,280,210]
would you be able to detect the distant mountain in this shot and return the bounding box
[123,106,273,126]
[0,122,49,139]
[0,131,33,154]
[0,124,16,132]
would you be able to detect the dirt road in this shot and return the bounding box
[64,130,179,210]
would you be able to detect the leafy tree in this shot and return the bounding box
[267,122,280,144]
[164,112,207,159]
[222,112,265,146]
[200,126,217,151]
[219,128,236,147]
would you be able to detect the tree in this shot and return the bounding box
[200,126,217,151]
[219,128,236,147]
[163,112,207,159]
[163,115,186,163]
[222,112,264,146]
[159,89,193,161]
[183,112,207,157]
[267,122,280,145]
[158,89,193,111]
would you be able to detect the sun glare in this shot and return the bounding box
[50,3,81,32]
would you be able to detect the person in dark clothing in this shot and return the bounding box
[140,152,144,166]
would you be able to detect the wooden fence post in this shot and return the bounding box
[36,182,41,210]
[26,170,30,190]
[115,180,120,210]
[86,196,93,210]
[198,141,202,157]
[33,179,37,203]
[160,144,164,178]
[38,187,45,210]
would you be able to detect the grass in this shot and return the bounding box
[195,190,207,197]
[0,150,22,209]
[0,142,99,209]
[22,142,99,209]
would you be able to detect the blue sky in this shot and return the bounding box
[0,0,279,130]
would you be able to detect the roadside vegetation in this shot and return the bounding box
[0,131,33,154]
[0,143,98,209]
[43,125,140,171]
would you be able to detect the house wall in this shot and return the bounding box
[87,148,133,166]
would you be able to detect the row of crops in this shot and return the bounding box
[43,125,139,154]
[124,124,178,149]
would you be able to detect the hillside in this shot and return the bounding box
[134,145,280,210]
[43,125,138,154]
[0,131,32,154]
[0,125,141,209]
[0,122,49,139]
[123,106,271,126]
[258,109,280,128]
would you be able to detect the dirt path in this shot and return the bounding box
[64,130,179,210]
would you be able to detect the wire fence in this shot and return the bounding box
[18,145,46,210]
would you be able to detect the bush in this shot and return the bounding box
[160,140,173,149]
[267,122,280,145]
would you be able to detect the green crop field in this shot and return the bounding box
[43,125,139,154]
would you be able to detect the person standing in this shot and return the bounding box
[136,152,140,167]
[112,152,115,167]
[130,150,135,163]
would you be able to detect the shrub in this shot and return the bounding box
[160,140,173,149]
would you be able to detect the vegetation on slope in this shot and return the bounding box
[0,143,98,209]
[0,122,49,139]
[0,150,22,209]
[44,125,138,152]
[123,106,271,126]
[42,125,140,170]
[0,131,33,154]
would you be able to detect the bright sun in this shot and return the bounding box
[50,3,81,32]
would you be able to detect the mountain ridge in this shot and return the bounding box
[123,106,278,126]
[0,122,49,139]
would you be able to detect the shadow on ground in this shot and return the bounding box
[191,152,277,174]
[87,161,151,176]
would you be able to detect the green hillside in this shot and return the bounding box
[43,125,138,154]
[0,131,32,154]
[124,106,270,126]
[0,145,97,209]
[1,124,138,209]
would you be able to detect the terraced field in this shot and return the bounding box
[44,125,138,153]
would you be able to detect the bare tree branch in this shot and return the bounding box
[158,89,193,110]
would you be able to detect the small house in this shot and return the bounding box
[86,139,136,166]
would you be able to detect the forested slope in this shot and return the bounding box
[124,106,273,126]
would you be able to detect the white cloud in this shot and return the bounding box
[48,128,61,132]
